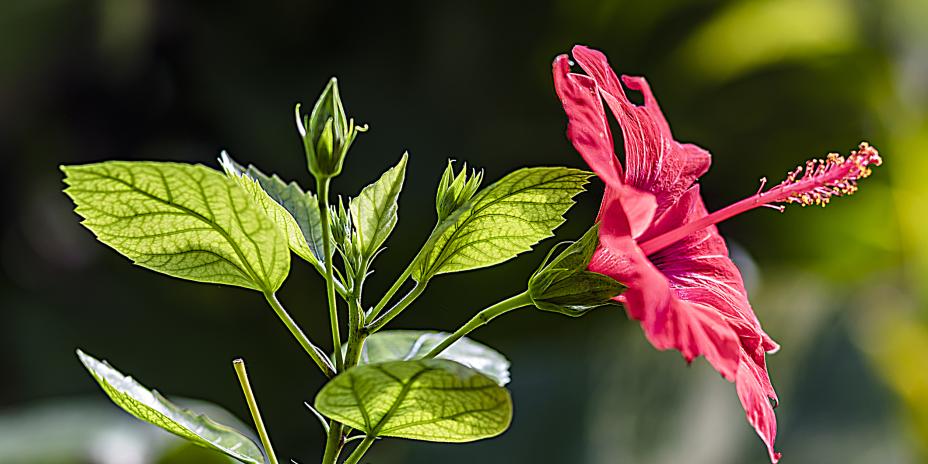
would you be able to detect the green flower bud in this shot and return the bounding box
[528,224,624,317]
[296,78,367,180]
[435,160,483,222]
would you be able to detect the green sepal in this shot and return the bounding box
[314,360,512,442]
[528,224,625,317]
[76,350,265,464]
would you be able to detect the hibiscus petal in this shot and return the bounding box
[598,184,656,240]
[650,186,780,354]
[570,45,711,215]
[589,212,741,380]
[737,358,782,463]
[552,54,624,187]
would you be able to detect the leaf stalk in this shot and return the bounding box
[263,292,335,377]
[233,359,280,464]
[424,291,533,359]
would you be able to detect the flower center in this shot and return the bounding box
[638,142,881,256]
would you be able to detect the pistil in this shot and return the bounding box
[639,142,881,256]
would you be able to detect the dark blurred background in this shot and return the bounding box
[2,0,926,463]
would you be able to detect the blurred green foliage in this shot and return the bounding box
[1,0,925,463]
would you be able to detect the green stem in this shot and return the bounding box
[365,224,441,324]
[263,292,335,377]
[345,298,368,368]
[424,291,533,359]
[365,282,427,333]
[321,423,343,464]
[343,435,376,464]
[366,265,414,324]
[317,176,343,372]
[323,292,369,464]
[232,359,279,464]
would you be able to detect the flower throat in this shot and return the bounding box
[639,142,882,256]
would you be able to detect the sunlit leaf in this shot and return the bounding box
[219,152,325,268]
[62,161,289,292]
[414,167,590,280]
[357,330,510,385]
[314,360,512,442]
[76,350,264,464]
[349,153,408,260]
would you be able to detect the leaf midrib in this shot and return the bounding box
[368,366,435,436]
[85,167,270,292]
[422,169,587,277]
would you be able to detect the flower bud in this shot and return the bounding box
[296,78,366,180]
[435,160,483,222]
[528,224,624,317]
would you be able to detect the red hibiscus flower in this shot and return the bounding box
[553,45,881,463]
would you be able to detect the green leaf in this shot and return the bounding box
[314,360,512,442]
[413,167,591,280]
[76,350,265,464]
[62,161,290,292]
[219,152,325,267]
[349,153,408,260]
[528,224,624,317]
[357,330,510,385]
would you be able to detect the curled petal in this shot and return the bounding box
[571,45,711,215]
[552,54,624,187]
[598,184,656,240]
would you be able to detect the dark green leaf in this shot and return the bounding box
[219,152,326,268]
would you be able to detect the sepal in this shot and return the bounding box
[528,224,624,316]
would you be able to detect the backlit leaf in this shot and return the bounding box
[76,350,265,464]
[349,153,408,260]
[314,360,512,442]
[62,161,289,292]
[357,330,510,385]
[413,167,590,280]
[219,152,325,267]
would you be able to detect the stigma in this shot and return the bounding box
[638,142,881,256]
[768,142,882,208]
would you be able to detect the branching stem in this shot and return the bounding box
[343,435,376,464]
[366,282,427,333]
